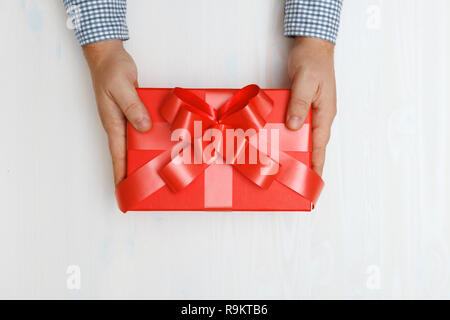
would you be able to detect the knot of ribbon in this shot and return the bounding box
[115,85,324,212]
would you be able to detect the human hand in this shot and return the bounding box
[83,40,152,185]
[286,37,337,176]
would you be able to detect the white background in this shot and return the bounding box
[1,0,449,299]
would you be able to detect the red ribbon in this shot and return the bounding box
[115,85,324,212]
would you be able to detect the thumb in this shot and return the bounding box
[112,79,152,132]
[286,72,317,131]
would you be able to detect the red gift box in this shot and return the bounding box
[115,85,324,212]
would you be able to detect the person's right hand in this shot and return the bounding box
[83,39,152,185]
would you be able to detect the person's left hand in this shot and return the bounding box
[285,37,337,176]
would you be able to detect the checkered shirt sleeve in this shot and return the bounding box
[284,0,343,44]
[63,0,129,46]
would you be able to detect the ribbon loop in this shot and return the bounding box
[160,87,216,124]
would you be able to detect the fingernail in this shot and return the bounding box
[287,116,302,130]
[136,116,151,131]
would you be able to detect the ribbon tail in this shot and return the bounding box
[276,152,324,206]
[115,151,171,213]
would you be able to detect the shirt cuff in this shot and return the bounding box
[63,0,129,46]
[284,0,343,44]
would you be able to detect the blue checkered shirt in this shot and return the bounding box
[284,0,343,44]
[64,0,342,46]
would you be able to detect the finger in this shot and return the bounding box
[311,138,327,176]
[310,86,336,176]
[108,123,127,185]
[286,71,318,130]
[110,79,152,132]
[98,97,128,185]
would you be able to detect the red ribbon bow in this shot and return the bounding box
[116,85,324,212]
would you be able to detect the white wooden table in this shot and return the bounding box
[1,0,449,299]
